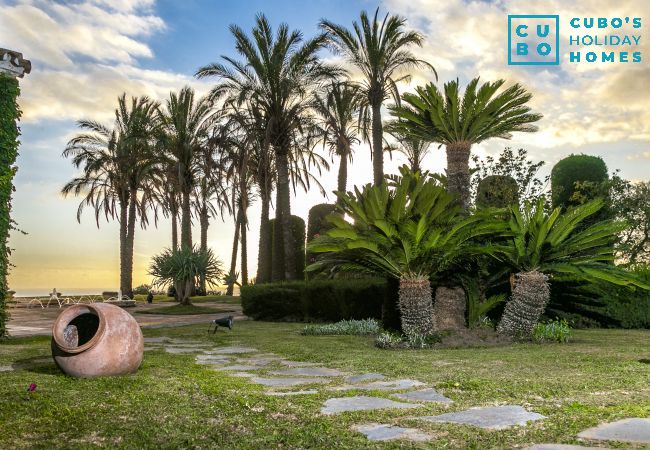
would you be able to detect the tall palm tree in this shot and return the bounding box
[308,168,498,337]
[385,123,433,174]
[197,14,339,280]
[313,81,364,198]
[390,77,542,210]
[494,198,649,337]
[62,94,159,298]
[320,8,435,186]
[159,86,215,250]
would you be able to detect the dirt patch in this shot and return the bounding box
[433,329,513,349]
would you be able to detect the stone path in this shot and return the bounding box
[120,337,650,445]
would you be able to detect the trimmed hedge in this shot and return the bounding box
[270,215,306,281]
[551,154,608,209]
[241,278,387,322]
[306,203,336,269]
[476,175,519,208]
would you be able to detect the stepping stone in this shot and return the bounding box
[212,346,258,354]
[354,379,425,391]
[279,360,318,367]
[393,388,453,404]
[230,372,256,378]
[144,337,170,343]
[525,445,610,450]
[346,373,386,383]
[251,377,330,387]
[353,423,432,442]
[144,346,161,352]
[265,390,319,396]
[164,347,200,354]
[419,405,545,430]
[270,367,346,377]
[321,396,422,415]
[0,365,13,372]
[235,358,275,366]
[214,364,260,371]
[577,418,650,443]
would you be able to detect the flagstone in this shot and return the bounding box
[214,364,260,371]
[419,405,545,430]
[265,389,319,396]
[577,418,650,443]
[211,346,258,354]
[392,388,453,404]
[346,373,386,383]
[321,396,422,414]
[353,423,432,442]
[250,377,330,387]
[270,367,346,377]
[353,379,425,391]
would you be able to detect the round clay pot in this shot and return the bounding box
[51,303,144,378]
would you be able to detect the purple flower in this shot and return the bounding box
[27,383,37,392]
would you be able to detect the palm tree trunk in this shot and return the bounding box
[179,279,192,305]
[240,209,248,286]
[497,271,550,338]
[171,208,178,251]
[226,207,241,296]
[275,150,296,280]
[432,286,467,331]
[337,145,348,196]
[180,166,192,249]
[398,276,434,338]
[445,142,472,211]
[118,197,130,298]
[199,204,209,295]
[371,101,384,186]
[256,181,272,283]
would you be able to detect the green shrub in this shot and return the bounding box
[301,318,381,336]
[133,284,151,295]
[476,175,519,208]
[241,278,386,322]
[374,331,405,349]
[374,331,440,349]
[306,204,336,269]
[551,154,608,209]
[532,319,571,343]
[270,215,306,281]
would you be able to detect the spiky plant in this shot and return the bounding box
[494,198,649,337]
[307,168,499,337]
[390,78,542,210]
[149,247,224,305]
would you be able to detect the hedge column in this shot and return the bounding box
[0,49,31,338]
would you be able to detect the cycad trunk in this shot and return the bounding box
[337,144,348,196]
[177,279,193,306]
[199,205,209,295]
[371,101,384,186]
[497,271,550,338]
[398,277,434,337]
[226,208,241,296]
[445,142,472,211]
[275,150,296,280]
[256,180,272,283]
[432,286,466,331]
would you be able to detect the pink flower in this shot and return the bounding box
[28,383,37,392]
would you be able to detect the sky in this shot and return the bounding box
[0,0,648,295]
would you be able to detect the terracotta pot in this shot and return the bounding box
[51,303,144,378]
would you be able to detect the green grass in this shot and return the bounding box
[1,323,649,449]
[135,304,235,315]
[133,294,241,304]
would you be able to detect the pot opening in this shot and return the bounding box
[63,312,100,348]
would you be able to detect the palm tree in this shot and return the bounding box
[197,15,339,280]
[320,8,435,186]
[390,78,542,210]
[494,198,649,337]
[308,168,498,337]
[159,86,215,251]
[62,94,159,298]
[385,123,433,174]
[312,81,364,197]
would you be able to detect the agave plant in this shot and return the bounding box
[149,247,224,305]
[494,198,649,337]
[307,168,499,337]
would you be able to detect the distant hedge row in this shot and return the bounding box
[241,278,388,322]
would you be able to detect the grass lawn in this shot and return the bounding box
[133,294,241,305]
[135,304,236,315]
[1,322,649,449]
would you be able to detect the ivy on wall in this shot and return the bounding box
[0,73,21,338]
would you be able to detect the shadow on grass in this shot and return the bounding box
[12,356,60,375]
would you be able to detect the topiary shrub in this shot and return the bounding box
[270,215,306,281]
[551,154,608,209]
[306,204,336,269]
[241,278,386,322]
[476,175,519,208]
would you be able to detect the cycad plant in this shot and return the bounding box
[308,168,498,338]
[149,247,224,305]
[390,78,542,210]
[495,198,649,337]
